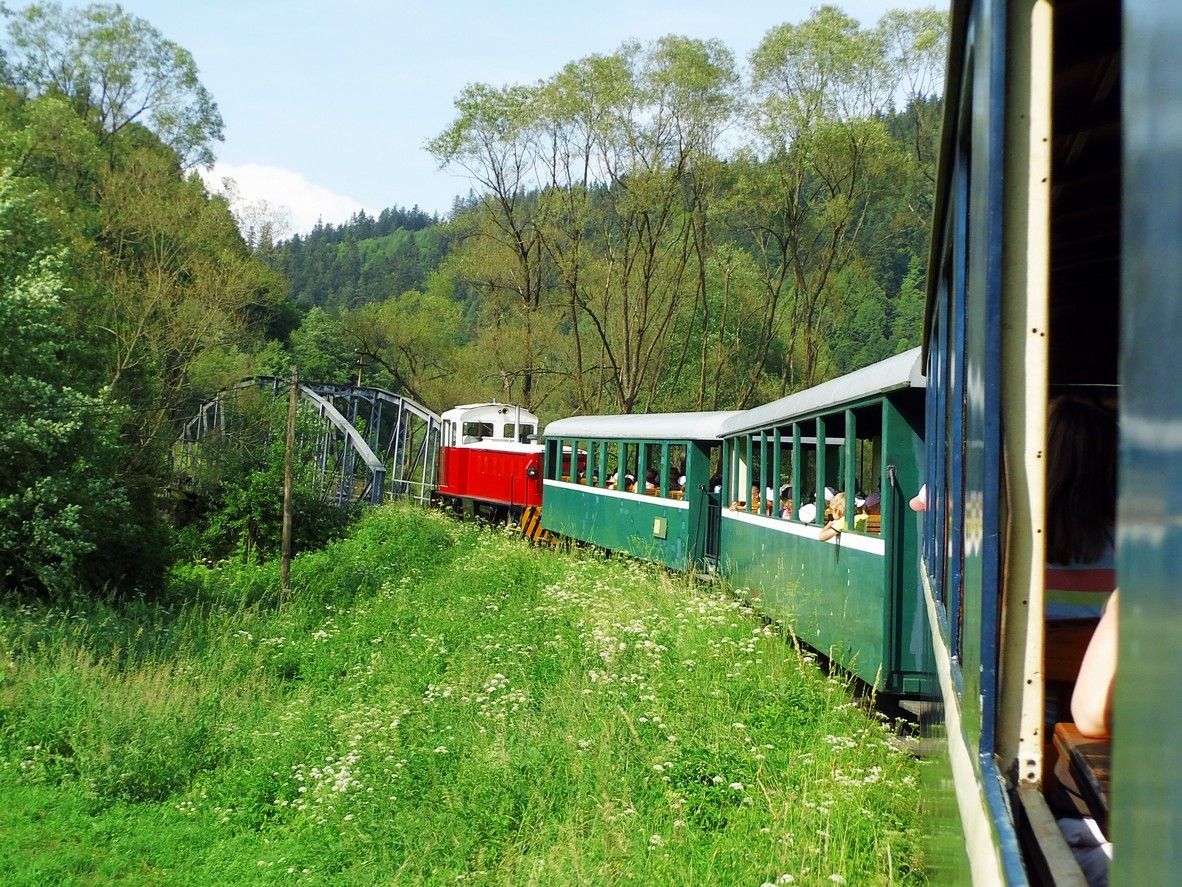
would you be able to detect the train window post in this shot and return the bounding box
[815,415,827,526]
[773,427,783,519]
[721,438,731,505]
[742,432,751,510]
[759,429,770,516]
[845,409,857,532]
[637,443,649,494]
[792,423,802,521]
[659,443,670,497]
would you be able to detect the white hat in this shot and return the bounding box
[824,486,835,502]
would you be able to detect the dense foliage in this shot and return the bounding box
[273,206,445,310]
[265,6,946,418]
[0,3,283,597]
[0,2,946,600]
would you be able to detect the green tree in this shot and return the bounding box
[289,306,354,385]
[340,280,462,407]
[4,1,224,167]
[428,82,553,409]
[889,253,926,351]
[97,143,284,470]
[0,173,135,595]
[732,7,902,394]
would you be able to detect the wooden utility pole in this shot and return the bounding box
[281,365,298,595]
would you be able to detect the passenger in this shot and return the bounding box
[678,474,687,491]
[1043,393,1118,887]
[780,485,792,519]
[863,491,881,514]
[709,473,722,494]
[1046,394,1118,617]
[1071,590,1118,739]
[645,469,658,494]
[624,473,637,493]
[606,471,618,490]
[797,497,817,524]
[1048,591,1117,887]
[819,492,847,541]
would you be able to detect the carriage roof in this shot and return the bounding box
[719,348,925,437]
[543,411,741,442]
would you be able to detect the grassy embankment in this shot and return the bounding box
[0,505,924,885]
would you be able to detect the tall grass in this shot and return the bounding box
[0,505,924,885]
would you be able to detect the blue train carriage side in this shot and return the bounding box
[714,348,926,696]
[917,0,1179,882]
[540,412,740,570]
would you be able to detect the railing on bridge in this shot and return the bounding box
[174,377,442,507]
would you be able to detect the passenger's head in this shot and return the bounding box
[1046,392,1117,564]
[830,491,846,518]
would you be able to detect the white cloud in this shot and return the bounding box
[199,162,375,237]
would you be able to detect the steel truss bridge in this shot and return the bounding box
[174,378,441,506]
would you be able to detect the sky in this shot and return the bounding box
[53,0,943,235]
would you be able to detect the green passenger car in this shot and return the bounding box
[540,412,739,571]
[716,348,927,694]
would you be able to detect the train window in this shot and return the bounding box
[504,423,515,440]
[757,429,773,516]
[667,443,687,498]
[519,424,536,442]
[745,433,761,514]
[724,436,746,507]
[851,404,884,534]
[462,421,493,442]
[545,438,559,479]
[794,419,818,524]
[593,439,607,487]
[639,442,660,494]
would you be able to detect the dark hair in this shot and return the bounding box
[1046,394,1117,564]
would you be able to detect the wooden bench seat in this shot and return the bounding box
[1053,722,1111,836]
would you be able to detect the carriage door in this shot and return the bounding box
[700,442,723,569]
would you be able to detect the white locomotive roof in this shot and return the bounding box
[441,402,539,423]
[720,347,925,437]
[543,411,742,442]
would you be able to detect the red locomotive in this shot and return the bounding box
[436,403,547,519]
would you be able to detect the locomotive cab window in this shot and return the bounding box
[463,421,494,442]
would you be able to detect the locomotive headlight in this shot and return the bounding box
[527,467,539,478]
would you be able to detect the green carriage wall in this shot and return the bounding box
[541,440,715,570]
[719,516,889,685]
[718,395,926,694]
